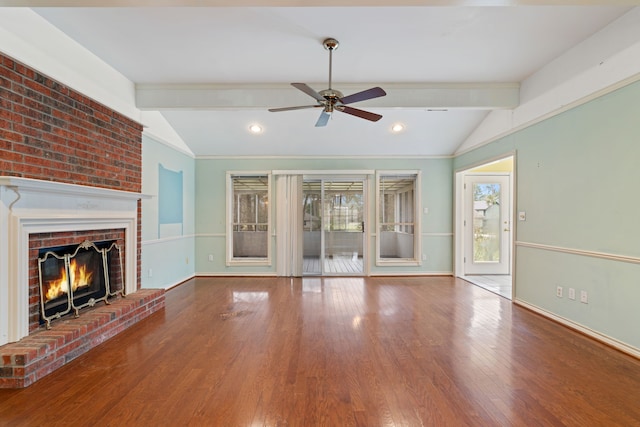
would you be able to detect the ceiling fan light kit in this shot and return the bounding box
[268,38,387,127]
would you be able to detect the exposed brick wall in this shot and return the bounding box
[0,52,143,296]
[29,229,126,333]
[0,53,143,191]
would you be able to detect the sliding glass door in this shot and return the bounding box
[303,179,365,275]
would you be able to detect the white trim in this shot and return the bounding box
[423,232,454,237]
[375,171,421,266]
[195,233,226,238]
[376,260,422,267]
[142,233,196,246]
[516,241,640,265]
[163,273,197,290]
[136,82,518,110]
[225,172,272,267]
[142,129,195,158]
[371,271,453,277]
[196,272,278,277]
[515,299,640,360]
[273,170,375,176]
[0,177,150,200]
[198,155,453,161]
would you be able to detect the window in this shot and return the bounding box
[226,173,271,265]
[377,172,420,265]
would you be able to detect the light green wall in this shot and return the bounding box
[141,79,640,350]
[141,134,196,289]
[454,80,640,350]
[195,157,454,275]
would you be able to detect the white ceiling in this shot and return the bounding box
[30,4,632,157]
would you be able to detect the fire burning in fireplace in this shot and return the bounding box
[38,239,124,328]
[44,258,95,302]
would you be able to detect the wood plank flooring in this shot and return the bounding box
[303,256,363,274]
[461,274,512,299]
[1,276,640,426]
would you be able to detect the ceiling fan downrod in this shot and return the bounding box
[323,38,339,90]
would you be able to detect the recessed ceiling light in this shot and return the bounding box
[391,123,405,133]
[249,124,263,134]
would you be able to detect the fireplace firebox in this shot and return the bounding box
[38,240,124,329]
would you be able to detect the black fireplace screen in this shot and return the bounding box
[38,240,124,329]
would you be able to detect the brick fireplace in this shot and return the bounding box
[0,53,165,387]
[0,177,165,388]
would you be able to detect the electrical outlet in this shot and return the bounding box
[580,290,588,304]
[568,288,576,300]
[208,254,214,262]
[148,268,153,278]
[556,286,563,298]
[185,257,189,264]
[422,254,427,261]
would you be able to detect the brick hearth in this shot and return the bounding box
[0,289,164,388]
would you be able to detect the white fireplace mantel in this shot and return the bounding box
[0,177,149,346]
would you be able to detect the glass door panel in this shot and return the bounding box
[323,181,364,274]
[302,181,322,275]
[302,179,364,275]
[464,175,510,275]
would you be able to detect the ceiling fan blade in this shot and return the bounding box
[315,110,330,127]
[291,83,326,103]
[339,87,386,105]
[338,106,383,122]
[268,104,321,112]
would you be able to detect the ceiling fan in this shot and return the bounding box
[268,38,387,127]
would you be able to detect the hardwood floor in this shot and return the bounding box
[1,276,639,426]
[461,274,512,299]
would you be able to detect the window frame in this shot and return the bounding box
[226,171,272,266]
[375,170,421,266]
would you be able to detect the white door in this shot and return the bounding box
[464,174,511,275]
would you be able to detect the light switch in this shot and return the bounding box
[518,211,526,221]
[423,207,429,214]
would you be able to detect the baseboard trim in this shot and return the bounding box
[514,299,640,360]
[369,271,453,277]
[196,272,278,277]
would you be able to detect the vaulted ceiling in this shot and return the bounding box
[21,2,634,157]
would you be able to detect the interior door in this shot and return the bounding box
[464,174,511,275]
[302,179,364,275]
